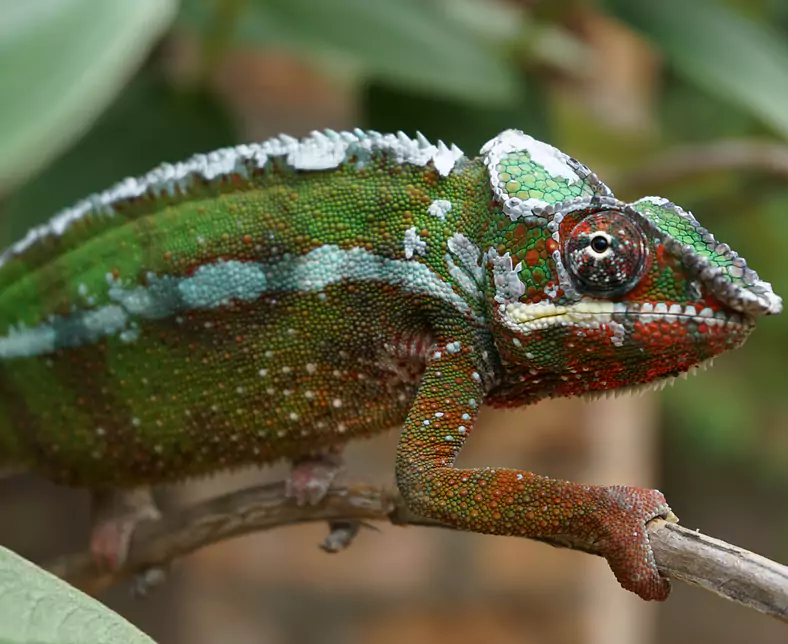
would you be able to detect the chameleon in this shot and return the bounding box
[0,129,781,601]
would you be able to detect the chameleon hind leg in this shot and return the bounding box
[285,446,362,552]
[90,486,160,570]
[285,446,345,506]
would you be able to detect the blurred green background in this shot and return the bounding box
[1,0,787,642]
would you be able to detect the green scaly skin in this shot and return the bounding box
[0,129,781,599]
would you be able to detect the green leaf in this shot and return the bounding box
[0,546,155,644]
[181,0,520,106]
[0,0,178,195]
[606,0,788,139]
[1,69,238,248]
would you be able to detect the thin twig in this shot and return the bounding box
[618,140,788,194]
[44,481,788,622]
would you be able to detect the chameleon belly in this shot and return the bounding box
[0,282,433,485]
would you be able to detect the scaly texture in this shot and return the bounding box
[0,128,781,600]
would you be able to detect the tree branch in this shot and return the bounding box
[618,139,788,194]
[44,481,788,622]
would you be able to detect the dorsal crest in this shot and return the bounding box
[0,130,466,270]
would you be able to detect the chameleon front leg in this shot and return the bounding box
[90,486,160,570]
[395,333,673,601]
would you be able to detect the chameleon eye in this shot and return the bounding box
[564,211,648,296]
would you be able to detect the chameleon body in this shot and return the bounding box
[0,129,781,599]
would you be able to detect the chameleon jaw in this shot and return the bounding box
[581,356,716,401]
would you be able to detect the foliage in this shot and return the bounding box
[0,546,154,643]
[0,0,178,195]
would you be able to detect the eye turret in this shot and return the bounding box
[564,211,648,297]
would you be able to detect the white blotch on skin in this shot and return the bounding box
[427,199,452,221]
[403,226,427,259]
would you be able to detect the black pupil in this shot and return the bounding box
[590,235,609,253]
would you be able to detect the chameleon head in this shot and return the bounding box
[480,130,782,403]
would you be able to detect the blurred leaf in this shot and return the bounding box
[606,0,788,139]
[0,545,155,643]
[0,0,178,194]
[362,76,544,153]
[181,0,520,106]
[1,69,237,248]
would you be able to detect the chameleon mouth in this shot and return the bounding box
[504,299,752,332]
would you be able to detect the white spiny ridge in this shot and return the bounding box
[0,130,465,269]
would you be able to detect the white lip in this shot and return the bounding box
[504,298,749,333]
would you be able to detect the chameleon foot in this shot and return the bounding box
[596,485,674,601]
[132,566,169,597]
[320,520,363,553]
[285,448,344,506]
[90,487,161,570]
